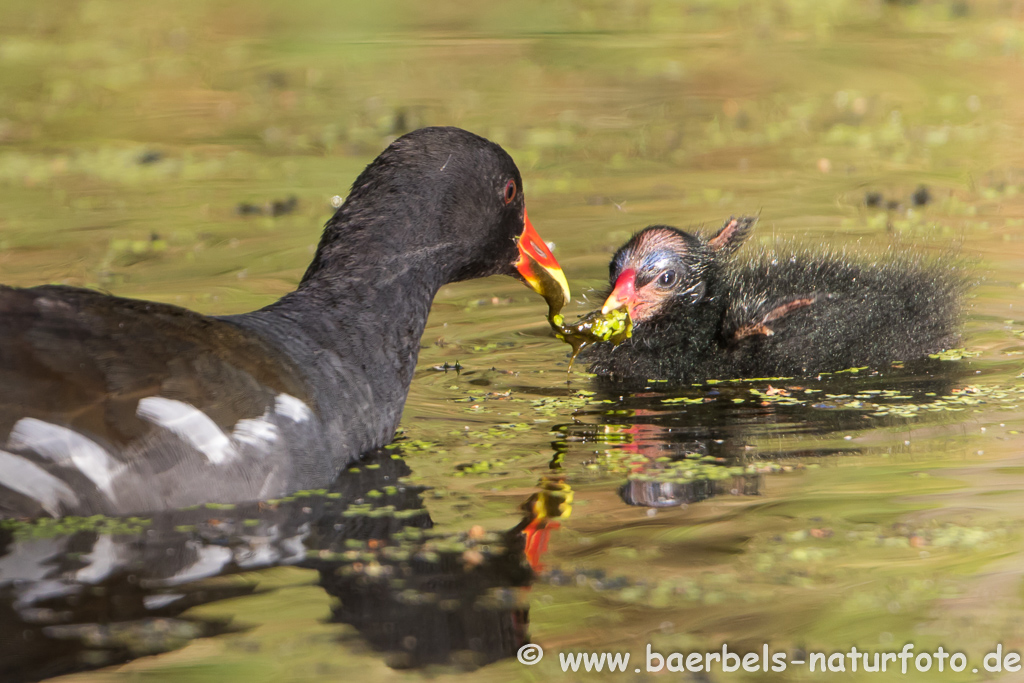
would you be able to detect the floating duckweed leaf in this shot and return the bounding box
[929,348,981,361]
[1,515,151,539]
[749,388,804,405]
[662,396,707,404]
[634,379,1024,424]
[710,376,794,383]
[454,457,517,475]
[401,439,441,452]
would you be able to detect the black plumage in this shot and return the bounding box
[0,127,568,517]
[583,216,967,383]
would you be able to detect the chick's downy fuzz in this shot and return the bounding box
[584,216,968,384]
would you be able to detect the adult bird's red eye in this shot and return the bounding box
[503,179,517,204]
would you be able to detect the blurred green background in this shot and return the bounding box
[4,0,1023,307]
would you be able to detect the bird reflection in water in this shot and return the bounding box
[0,448,574,679]
[549,363,966,508]
[516,476,573,572]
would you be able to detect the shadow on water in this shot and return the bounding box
[0,450,556,681]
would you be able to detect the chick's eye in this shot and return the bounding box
[657,270,677,287]
[503,179,517,204]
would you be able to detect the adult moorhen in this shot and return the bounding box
[583,216,966,383]
[0,127,570,517]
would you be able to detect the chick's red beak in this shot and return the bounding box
[515,210,571,311]
[601,268,638,316]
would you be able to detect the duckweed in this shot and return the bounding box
[929,348,981,361]
[549,307,633,371]
[1,515,150,539]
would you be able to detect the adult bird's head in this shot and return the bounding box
[302,127,569,311]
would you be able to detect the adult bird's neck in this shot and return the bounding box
[223,238,448,459]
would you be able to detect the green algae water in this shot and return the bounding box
[4,1,1024,681]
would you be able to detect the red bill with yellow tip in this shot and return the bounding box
[515,210,571,313]
[601,268,638,315]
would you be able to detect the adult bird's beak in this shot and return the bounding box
[515,210,571,313]
[601,268,638,316]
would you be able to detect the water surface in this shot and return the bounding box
[3,1,1024,681]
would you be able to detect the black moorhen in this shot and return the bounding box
[583,216,966,383]
[0,127,570,517]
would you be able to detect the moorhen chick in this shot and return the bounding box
[0,127,570,517]
[582,216,966,383]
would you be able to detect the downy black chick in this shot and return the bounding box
[583,216,967,383]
